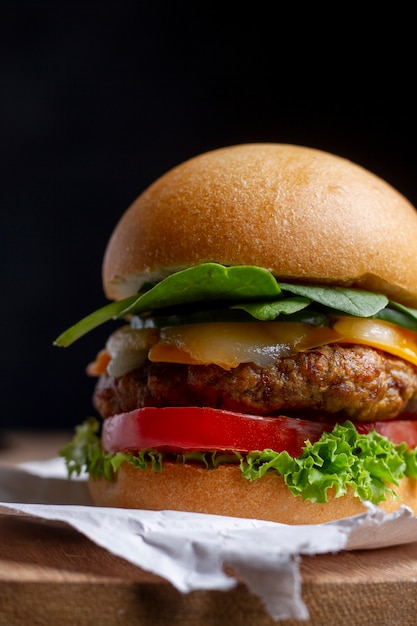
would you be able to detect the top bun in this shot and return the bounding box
[103,143,417,307]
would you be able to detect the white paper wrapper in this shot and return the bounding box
[2,458,417,621]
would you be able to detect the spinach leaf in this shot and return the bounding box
[232,296,311,321]
[376,303,417,332]
[54,263,417,347]
[278,283,388,317]
[53,295,138,348]
[120,263,281,317]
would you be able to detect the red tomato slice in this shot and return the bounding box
[102,407,335,457]
[356,420,417,449]
[102,407,417,457]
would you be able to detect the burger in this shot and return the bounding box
[55,143,417,524]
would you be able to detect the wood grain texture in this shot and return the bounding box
[1,508,417,626]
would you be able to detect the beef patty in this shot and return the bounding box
[93,344,417,422]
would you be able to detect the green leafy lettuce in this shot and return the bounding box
[60,418,417,506]
[53,263,417,347]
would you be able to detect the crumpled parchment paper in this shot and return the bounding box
[1,458,417,621]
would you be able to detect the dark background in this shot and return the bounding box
[1,3,416,432]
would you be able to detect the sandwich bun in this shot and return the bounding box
[88,462,417,524]
[103,143,417,307]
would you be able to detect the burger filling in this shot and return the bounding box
[56,263,417,505]
[92,343,417,423]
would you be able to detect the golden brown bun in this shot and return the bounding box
[88,461,417,524]
[103,143,417,307]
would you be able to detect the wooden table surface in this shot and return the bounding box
[1,431,417,626]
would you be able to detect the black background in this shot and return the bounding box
[2,3,416,432]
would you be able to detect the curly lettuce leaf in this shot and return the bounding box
[60,418,417,506]
[240,422,415,504]
[60,418,242,479]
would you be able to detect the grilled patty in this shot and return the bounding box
[93,344,417,422]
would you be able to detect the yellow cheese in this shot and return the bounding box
[100,317,417,375]
[148,319,417,369]
[332,317,417,366]
[149,321,340,369]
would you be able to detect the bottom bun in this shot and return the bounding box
[88,461,417,524]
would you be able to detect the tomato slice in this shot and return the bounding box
[356,420,417,449]
[102,407,335,457]
[102,407,417,457]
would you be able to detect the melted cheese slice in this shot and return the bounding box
[332,317,417,366]
[148,319,417,369]
[95,318,417,377]
[148,322,340,369]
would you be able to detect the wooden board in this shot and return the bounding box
[1,506,417,626]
